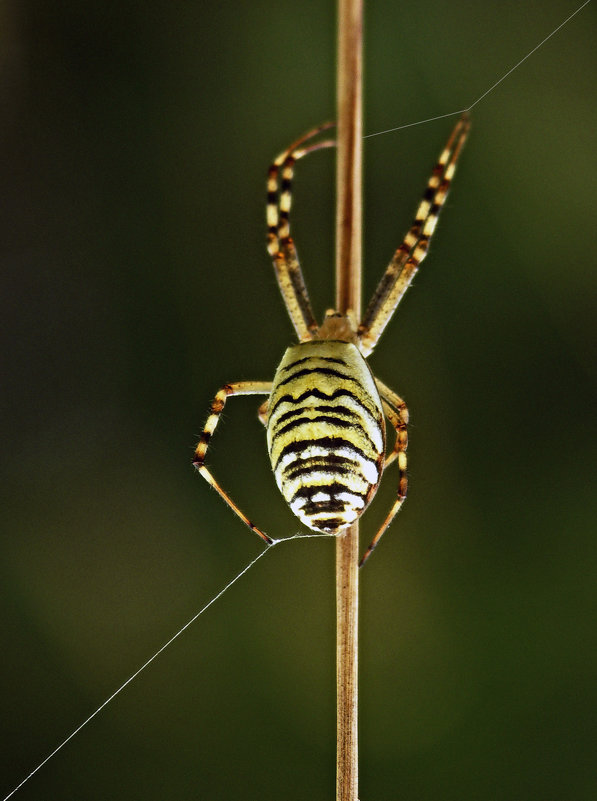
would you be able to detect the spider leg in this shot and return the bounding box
[257,396,269,426]
[193,380,273,544]
[358,113,470,357]
[359,379,409,566]
[267,123,336,341]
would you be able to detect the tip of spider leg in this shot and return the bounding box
[358,547,376,568]
[250,524,274,545]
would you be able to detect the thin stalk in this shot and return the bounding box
[335,1,362,800]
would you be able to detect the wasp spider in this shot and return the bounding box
[194,115,469,565]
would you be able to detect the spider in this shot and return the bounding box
[193,114,469,565]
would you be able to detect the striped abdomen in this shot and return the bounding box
[266,340,385,533]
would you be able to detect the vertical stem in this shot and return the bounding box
[335,528,359,801]
[335,1,362,800]
[336,0,363,316]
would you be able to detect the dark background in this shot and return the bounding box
[2,1,596,799]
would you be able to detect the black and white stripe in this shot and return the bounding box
[267,341,385,532]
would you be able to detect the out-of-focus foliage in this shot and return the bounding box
[2,1,596,799]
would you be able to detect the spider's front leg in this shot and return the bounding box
[359,379,409,566]
[193,380,273,544]
[267,123,335,342]
[358,114,470,357]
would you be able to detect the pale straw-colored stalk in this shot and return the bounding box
[335,0,362,798]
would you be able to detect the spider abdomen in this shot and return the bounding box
[266,341,386,532]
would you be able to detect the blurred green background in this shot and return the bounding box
[2,1,596,799]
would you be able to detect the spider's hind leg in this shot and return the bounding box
[359,379,409,567]
[257,396,269,427]
[194,380,273,544]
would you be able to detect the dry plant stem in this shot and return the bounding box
[335,0,362,799]
[335,0,363,315]
[335,527,360,801]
